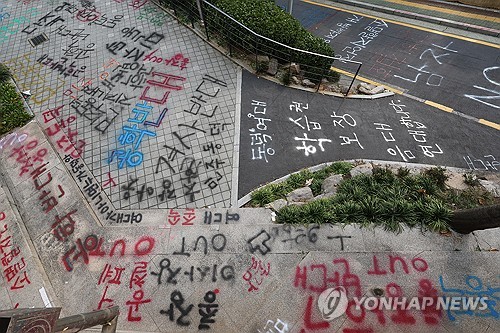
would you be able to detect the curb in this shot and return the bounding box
[333,0,500,37]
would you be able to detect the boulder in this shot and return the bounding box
[479,180,500,197]
[340,85,350,95]
[256,55,269,63]
[369,85,385,94]
[350,163,373,177]
[312,192,337,201]
[291,76,300,85]
[267,58,278,76]
[357,82,376,90]
[302,79,316,88]
[286,187,314,202]
[268,198,288,211]
[358,85,372,95]
[326,84,341,93]
[290,63,301,75]
[322,174,344,194]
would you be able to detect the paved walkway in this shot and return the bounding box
[0,0,499,332]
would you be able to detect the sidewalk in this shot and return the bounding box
[323,0,500,36]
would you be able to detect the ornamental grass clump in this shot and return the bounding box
[269,166,467,233]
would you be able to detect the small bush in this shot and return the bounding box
[0,63,11,83]
[463,173,480,187]
[250,186,275,206]
[280,70,292,86]
[0,80,33,135]
[423,167,449,190]
[253,59,268,74]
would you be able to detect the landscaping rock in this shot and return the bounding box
[268,198,288,211]
[256,55,270,63]
[290,63,301,75]
[291,76,300,85]
[302,79,316,88]
[322,174,344,194]
[267,58,278,76]
[312,192,337,201]
[324,84,341,93]
[445,173,469,191]
[286,187,314,202]
[357,82,376,90]
[358,85,372,95]
[479,179,500,197]
[340,85,350,95]
[369,85,385,94]
[350,163,373,177]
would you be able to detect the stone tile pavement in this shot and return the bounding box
[1,0,239,210]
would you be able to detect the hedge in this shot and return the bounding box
[208,0,335,82]
[157,0,337,83]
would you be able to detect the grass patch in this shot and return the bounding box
[250,165,493,234]
[0,72,33,135]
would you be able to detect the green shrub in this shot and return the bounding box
[0,63,11,84]
[423,167,449,190]
[280,70,292,86]
[0,81,32,135]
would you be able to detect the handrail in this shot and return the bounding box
[53,306,119,333]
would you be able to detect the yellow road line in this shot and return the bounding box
[331,66,404,94]
[302,0,500,49]
[479,119,500,130]
[424,100,453,112]
[384,0,500,24]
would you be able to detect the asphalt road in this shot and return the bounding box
[276,0,500,124]
[238,70,500,197]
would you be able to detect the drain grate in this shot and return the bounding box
[28,33,49,47]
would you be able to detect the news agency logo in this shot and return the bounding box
[317,287,489,322]
[317,287,349,321]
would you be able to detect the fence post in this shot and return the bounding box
[172,0,178,19]
[346,63,362,97]
[196,0,204,24]
[201,0,209,41]
[255,35,259,73]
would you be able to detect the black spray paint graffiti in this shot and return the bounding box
[247,225,353,255]
[160,290,219,329]
[151,258,235,285]
[153,75,230,203]
[63,154,142,224]
[172,234,227,257]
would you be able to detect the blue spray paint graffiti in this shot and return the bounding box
[439,275,499,321]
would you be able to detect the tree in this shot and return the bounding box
[448,204,500,234]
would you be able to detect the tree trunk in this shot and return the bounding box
[449,204,500,234]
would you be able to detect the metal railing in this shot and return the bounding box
[154,0,362,95]
[0,306,119,333]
